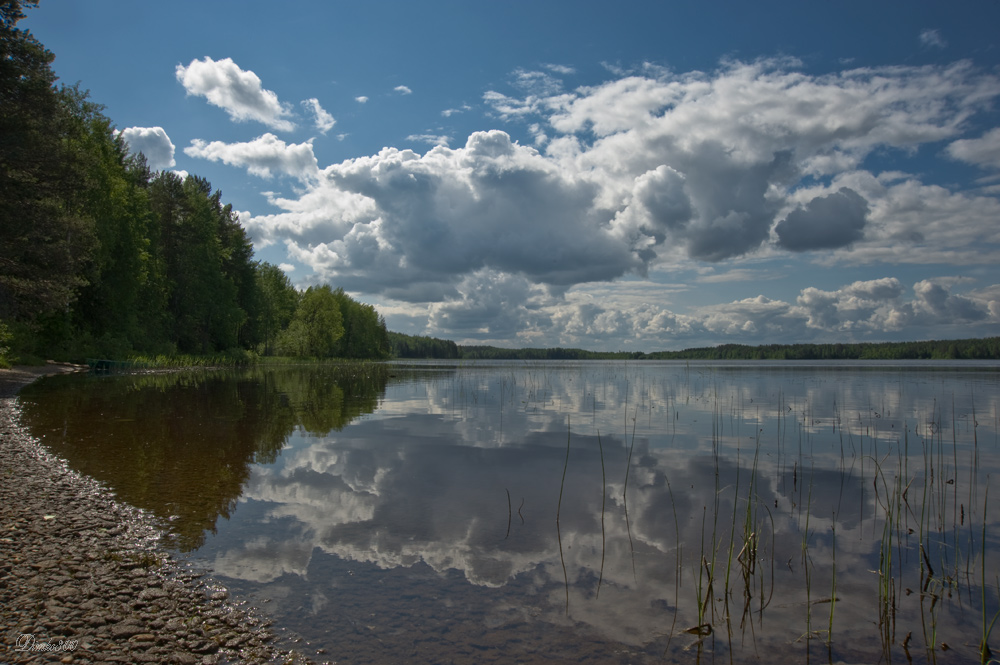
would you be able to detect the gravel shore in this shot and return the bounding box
[0,366,315,664]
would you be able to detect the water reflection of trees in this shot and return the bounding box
[19,364,391,550]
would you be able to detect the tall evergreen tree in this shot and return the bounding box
[0,1,38,28]
[256,262,298,355]
[175,177,244,352]
[71,113,157,354]
[331,287,391,359]
[146,173,251,353]
[0,7,95,328]
[216,202,259,350]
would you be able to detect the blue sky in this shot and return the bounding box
[24,1,1000,350]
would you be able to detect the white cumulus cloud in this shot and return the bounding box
[176,56,296,131]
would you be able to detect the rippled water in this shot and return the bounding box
[19,360,1000,663]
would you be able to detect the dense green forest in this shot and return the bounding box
[0,3,390,366]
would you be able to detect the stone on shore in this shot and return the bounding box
[0,371,320,664]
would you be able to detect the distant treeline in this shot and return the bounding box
[386,337,1000,361]
[645,338,1000,360]
[388,332,460,359]
[391,340,640,360]
[0,4,390,365]
[459,345,641,360]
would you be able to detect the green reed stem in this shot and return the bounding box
[557,418,571,615]
[505,488,511,540]
[982,483,998,663]
[624,409,638,584]
[597,430,606,599]
[828,518,836,646]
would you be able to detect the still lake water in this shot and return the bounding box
[18,360,1000,664]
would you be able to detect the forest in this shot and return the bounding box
[0,3,390,366]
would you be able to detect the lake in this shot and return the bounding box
[18,360,1000,664]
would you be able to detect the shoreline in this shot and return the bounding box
[0,362,90,399]
[0,367,317,664]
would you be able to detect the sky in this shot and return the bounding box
[23,0,1000,351]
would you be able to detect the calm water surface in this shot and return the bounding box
[19,360,1000,664]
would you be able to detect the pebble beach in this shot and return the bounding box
[0,365,314,664]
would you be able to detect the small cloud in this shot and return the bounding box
[527,123,548,146]
[278,263,296,273]
[544,63,575,75]
[512,68,563,96]
[640,61,673,79]
[302,98,335,134]
[697,269,780,284]
[920,28,946,49]
[355,96,369,104]
[406,133,450,147]
[394,85,412,95]
[482,89,538,120]
[441,104,472,118]
[118,126,176,169]
[600,61,627,76]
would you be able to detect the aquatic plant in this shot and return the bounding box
[556,418,571,615]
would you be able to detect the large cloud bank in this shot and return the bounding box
[185,58,1000,347]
